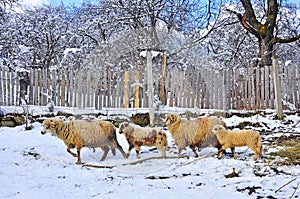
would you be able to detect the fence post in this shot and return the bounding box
[146,50,155,126]
[272,56,283,119]
[135,71,139,108]
[124,71,129,108]
[159,51,166,105]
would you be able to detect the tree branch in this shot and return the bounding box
[273,34,300,44]
[225,9,260,38]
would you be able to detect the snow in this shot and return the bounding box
[140,50,162,59]
[0,107,299,198]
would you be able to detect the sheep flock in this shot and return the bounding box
[41,114,263,164]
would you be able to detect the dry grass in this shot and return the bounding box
[269,140,300,165]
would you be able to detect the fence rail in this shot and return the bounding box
[0,64,299,110]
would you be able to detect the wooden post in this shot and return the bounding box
[135,71,139,108]
[146,50,155,126]
[61,70,66,106]
[159,51,166,105]
[272,56,283,119]
[124,71,129,108]
[0,70,4,105]
[34,69,39,105]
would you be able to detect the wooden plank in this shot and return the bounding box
[219,70,224,109]
[124,71,129,108]
[3,71,7,105]
[265,65,270,108]
[69,70,74,107]
[33,69,38,105]
[7,71,11,105]
[295,66,300,109]
[254,66,260,109]
[290,65,296,107]
[272,56,283,119]
[77,71,82,108]
[0,70,3,105]
[135,71,139,108]
[11,71,16,105]
[61,70,66,106]
[246,67,252,109]
[269,65,274,109]
[159,51,166,105]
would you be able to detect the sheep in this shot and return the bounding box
[212,125,262,161]
[165,113,226,157]
[41,118,127,164]
[119,122,168,158]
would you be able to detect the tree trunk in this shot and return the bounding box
[259,36,274,67]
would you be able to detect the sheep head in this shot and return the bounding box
[212,125,226,134]
[41,118,62,136]
[165,114,180,126]
[119,122,129,134]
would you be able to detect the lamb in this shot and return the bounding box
[119,122,168,158]
[165,113,226,157]
[41,118,127,164]
[212,125,262,161]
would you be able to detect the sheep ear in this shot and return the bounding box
[50,120,57,129]
[171,114,176,122]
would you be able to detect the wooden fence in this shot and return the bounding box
[0,64,299,110]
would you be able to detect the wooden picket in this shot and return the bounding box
[0,64,299,110]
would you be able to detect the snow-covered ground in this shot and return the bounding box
[0,107,299,198]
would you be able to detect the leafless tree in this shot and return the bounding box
[227,0,300,67]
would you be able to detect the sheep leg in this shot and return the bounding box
[111,148,116,156]
[230,147,237,159]
[67,144,78,157]
[161,148,166,158]
[115,142,127,159]
[76,149,83,164]
[259,146,263,158]
[135,145,141,159]
[177,148,184,158]
[217,149,223,159]
[250,145,260,161]
[126,144,134,158]
[100,146,109,161]
[190,145,199,157]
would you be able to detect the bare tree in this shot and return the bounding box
[227,0,300,67]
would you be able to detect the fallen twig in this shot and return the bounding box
[289,182,299,199]
[82,164,114,169]
[121,156,189,166]
[173,155,210,169]
[81,156,189,169]
[275,178,297,193]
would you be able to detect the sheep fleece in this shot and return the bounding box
[212,125,262,160]
[119,122,168,158]
[165,113,226,157]
[41,118,126,163]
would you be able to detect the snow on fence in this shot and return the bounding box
[0,65,299,110]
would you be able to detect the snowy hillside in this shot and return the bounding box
[0,109,299,198]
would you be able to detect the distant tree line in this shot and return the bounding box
[0,0,299,74]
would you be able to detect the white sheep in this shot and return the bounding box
[41,118,127,164]
[212,125,262,161]
[119,122,168,158]
[165,114,226,157]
